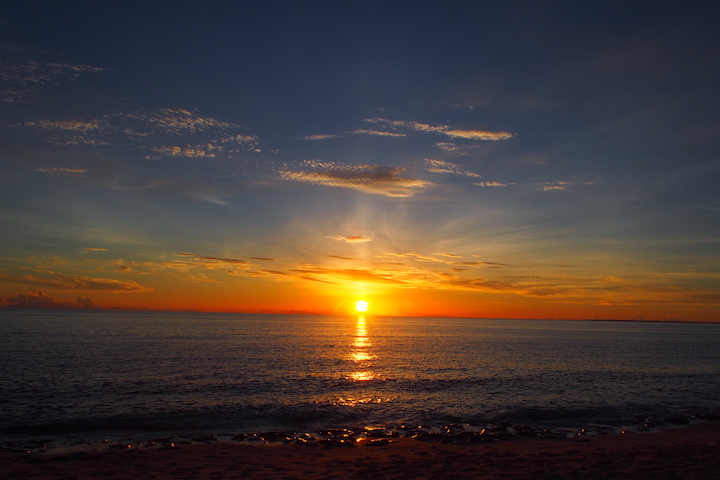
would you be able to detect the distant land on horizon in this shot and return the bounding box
[1,304,716,324]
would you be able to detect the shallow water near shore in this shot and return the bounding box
[1,310,719,450]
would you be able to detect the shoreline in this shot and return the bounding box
[2,423,719,479]
[4,413,716,457]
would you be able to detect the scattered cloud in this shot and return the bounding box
[151,144,220,158]
[540,181,570,191]
[280,162,433,197]
[0,51,108,103]
[221,134,261,151]
[474,181,514,187]
[325,235,372,243]
[364,118,514,141]
[24,119,104,131]
[81,248,107,252]
[120,108,237,134]
[19,107,259,157]
[44,137,110,146]
[2,290,97,309]
[434,142,485,155]
[424,159,482,178]
[443,129,514,141]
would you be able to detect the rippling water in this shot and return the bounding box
[1,310,719,445]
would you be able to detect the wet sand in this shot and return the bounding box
[2,424,719,479]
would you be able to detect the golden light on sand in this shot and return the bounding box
[355,300,369,312]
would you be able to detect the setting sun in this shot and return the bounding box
[355,300,369,312]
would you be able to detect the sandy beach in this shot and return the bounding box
[2,424,719,480]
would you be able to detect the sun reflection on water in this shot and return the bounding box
[347,314,376,382]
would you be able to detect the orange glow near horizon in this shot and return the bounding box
[20,274,719,322]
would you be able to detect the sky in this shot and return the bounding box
[1,1,719,320]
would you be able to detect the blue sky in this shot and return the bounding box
[1,1,719,319]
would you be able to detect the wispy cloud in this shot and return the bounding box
[439,273,565,296]
[0,51,107,103]
[121,108,237,135]
[20,107,259,156]
[364,118,514,141]
[280,162,433,197]
[474,181,514,187]
[0,273,152,293]
[346,129,406,137]
[34,167,88,177]
[450,261,514,267]
[325,235,372,243]
[302,134,341,140]
[24,119,104,131]
[150,144,221,158]
[435,142,486,155]
[536,181,593,191]
[291,267,407,285]
[175,253,250,268]
[424,159,482,177]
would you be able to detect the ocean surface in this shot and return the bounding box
[1,310,720,448]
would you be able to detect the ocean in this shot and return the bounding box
[1,310,719,449]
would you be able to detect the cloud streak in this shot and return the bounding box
[0,273,152,293]
[440,273,565,296]
[280,163,433,197]
[34,167,88,177]
[365,118,514,141]
[346,129,406,137]
[425,159,482,178]
[291,267,407,284]
[175,253,250,268]
[302,134,340,140]
[325,235,372,243]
